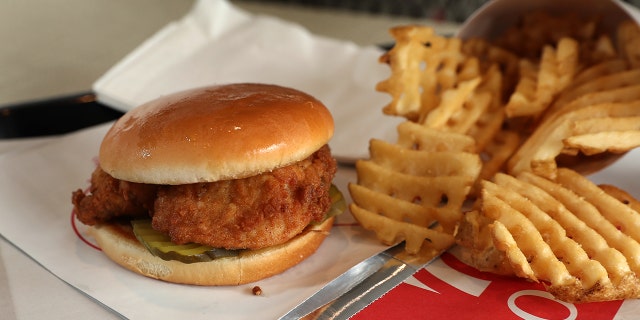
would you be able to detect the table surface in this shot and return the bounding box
[0,1,458,319]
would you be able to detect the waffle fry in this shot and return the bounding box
[421,77,481,129]
[600,184,640,213]
[349,160,471,253]
[563,116,640,155]
[518,173,640,277]
[461,38,519,100]
[368,139,482,178]
[581,34,618,65]
[395,121,476,152]
[505,37,579,118]
[555,168,640,243]
[455,210,514,276]
[617,20,640,68]
[349,123,481,254]
[547,68,640,117]
[376,25,467,120]
[567,59,629,91]
[362,12,640,303]
[349,203,455,254]
[508,101,640,178]
[504,59,538,117]
[457,170,640,302]
[477,129,520,183]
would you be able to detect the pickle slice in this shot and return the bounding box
[131,219,238,264]
[325,184,347,222]
[131,184,346,263]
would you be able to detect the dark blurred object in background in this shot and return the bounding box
[239,0,640,22]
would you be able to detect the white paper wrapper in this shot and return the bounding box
[93,0,403,163]
[0,123,387,319]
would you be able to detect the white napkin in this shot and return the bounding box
[93,0,404,162]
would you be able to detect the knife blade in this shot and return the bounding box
[313,249,443,320]
[279,242,444,320]
[279,242,404,320]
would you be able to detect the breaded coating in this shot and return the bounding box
[152,145,336,249]
[72,145,337,250]
[72,168,157,225]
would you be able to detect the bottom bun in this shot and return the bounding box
[89,217,335,286]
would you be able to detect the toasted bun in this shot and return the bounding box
[99,83,334,184]
[89,217,334,286]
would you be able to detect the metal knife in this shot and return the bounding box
[279,242,445,320]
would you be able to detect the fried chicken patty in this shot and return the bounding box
[72,169,157,225]
[72,145,336,250]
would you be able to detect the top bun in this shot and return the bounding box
[99,83,334,184]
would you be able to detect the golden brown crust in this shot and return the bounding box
[99,83,334,184]
[72,167,157,225]
[546,274,640,303]
[454,211,514,276]
[151,145,336,250]
[88,216,334,286]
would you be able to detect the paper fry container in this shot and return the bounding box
[456,0,640,40]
